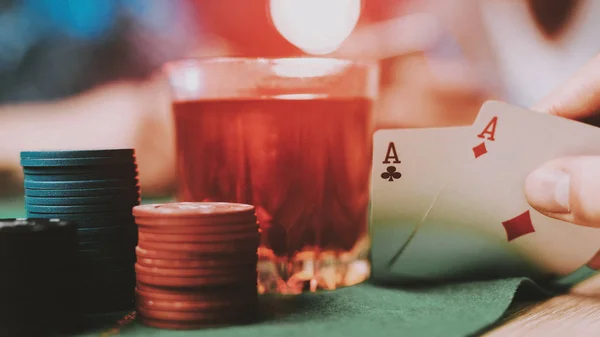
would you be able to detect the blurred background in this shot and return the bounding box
[0,0,596,198]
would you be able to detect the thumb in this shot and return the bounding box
[524,156,600,228]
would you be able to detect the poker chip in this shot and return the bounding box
[136,273,256,287]
[20,149,141,317]
[80,252,137,265]
[0,217,75,233]
[135,294,257,311]
[136,221,259,235]
[133,202,255,218]
[22,163,138,174]
[137,239,260,254]
[25,187,140,197]
[138,230,259,243]
[79,256,136,273]
[24,171,139,181]
[136,256,257,269]
[77,224,134,234]
[21,149,135,159]
[77,225,137,242]
[24,178,139,189]
[81,281,136,297]
[26,203,138,214]
[135,283,257,300]
[20,157,137,167]
[79,269,135,284]
[77,236,137,250]
[135,215,257,228]
[135,246,254,260]
[135,263,257,277]
[0,218,81,335]
[132,202,260,329]
[25,194,140,206]
[0,219,80,270]
[79,246,135,258]
[25,213,135,226]
[25,210,135,218]
[80,271,136,291]
[26,211,134,223]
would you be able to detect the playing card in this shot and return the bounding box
[370,126,472,282]
[390,101,600,281]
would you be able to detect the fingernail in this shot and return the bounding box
[525,168,571,213]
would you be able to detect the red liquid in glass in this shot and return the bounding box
[173,98,372,292]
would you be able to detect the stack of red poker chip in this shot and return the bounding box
[132,202,260,329]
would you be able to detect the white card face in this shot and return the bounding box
[370,127,472,281]
[405,101,600,278]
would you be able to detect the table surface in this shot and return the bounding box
[485,272,600,337]
[2,197,600,337]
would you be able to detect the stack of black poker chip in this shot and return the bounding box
[20,149,140,315]
[0,218,81,336]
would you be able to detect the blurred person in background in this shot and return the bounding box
[0,0,228,196]
[192,0,496,128]
[0,0,597,198]
[334,0,600,127]
[2,0,486,197]
[479,0,599,107]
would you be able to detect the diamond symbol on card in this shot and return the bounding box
[501,210,535,241]
[472,142,488,158]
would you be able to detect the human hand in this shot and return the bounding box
[334,13,494,129]
[0,73,175,196]
[524,54,600,268]
[63,74,176,196]
[525,54,600,227]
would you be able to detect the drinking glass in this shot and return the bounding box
[164,57,379,294]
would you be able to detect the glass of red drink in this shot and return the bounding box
[163,57,379,294]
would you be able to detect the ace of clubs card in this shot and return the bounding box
[370,127,472,280]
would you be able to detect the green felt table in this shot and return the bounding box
[0,197,594,337]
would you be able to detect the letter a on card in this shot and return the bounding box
[383,142,401,164]
[477,116,498,141]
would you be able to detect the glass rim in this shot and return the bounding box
[163,56,377,73]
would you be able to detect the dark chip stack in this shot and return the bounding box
[132,202,260,330]
[20,149,140,315]
[0,218,81,336]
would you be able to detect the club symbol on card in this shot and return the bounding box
[472,142,488,158]
[381,166,401,181]
[501,210,535,241]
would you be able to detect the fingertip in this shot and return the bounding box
[531,53,600,119]
[529,100,553,115]
[527,157,600,228]
[524,166,570,214]
[562,157,600,227]
[531,96,571,117]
